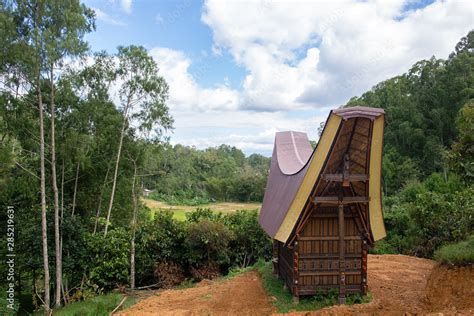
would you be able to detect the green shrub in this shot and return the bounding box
[135,210,186,286]
[185,208,222,223]
[149,192,210,206]
[407,187,474,257]
[185,219,233,268]
[223,210,272,268]
[85,228,130,290]
[380,174,474,258]
[0,288,19,315]
[369,239,398,254]
[434,235,474,265]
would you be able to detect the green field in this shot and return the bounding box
[143,198,261,220]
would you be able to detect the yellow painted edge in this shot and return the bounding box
[369,115,387,241]
[274,114,342,243]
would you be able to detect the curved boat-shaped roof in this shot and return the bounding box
[258,132,312,238]
[259,106,386,243]
[276,131,313,175]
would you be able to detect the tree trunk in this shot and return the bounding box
[38,77,50,314]
[50,66,62,307]
[60,159,64,223]
[93,166,111,235]
[130,161,138,289]
[104,103,130,236]
[60,159,65,305]
[71,161,80,216]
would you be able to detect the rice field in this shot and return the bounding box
[142,198,261,221]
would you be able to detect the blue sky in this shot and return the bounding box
[82,0,472,156]
[85,0,246,88]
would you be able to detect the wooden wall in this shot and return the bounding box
[276,206,367,297]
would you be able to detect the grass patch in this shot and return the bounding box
[368,239,398,255]
[34,293,136,316]
[434,235,474,265]
[149,192,210,206]
[176,278,196,289]
[143,198,261,221]
[255,260,371,313]
[224,265,257,279]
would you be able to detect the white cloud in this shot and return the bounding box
[147,46,329,154]
[145,0,471,154]
[121,0,132,13]
[168,109,328,154]
[92,7,126,26]
[202,0,473,110]
[149,47,240,112]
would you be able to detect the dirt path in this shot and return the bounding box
[295,254,436,315]
[117,255,473,315]
[116,271,273,316]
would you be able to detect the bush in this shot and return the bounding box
[223,210,272,267]
[149,191,210,206]
[135,210,186,286]
[185,208,222,223]
[407,187,474,257]
[381,174,474,258]
[85,228,130,290]
[434,235,474,265]
[185,219,233,269]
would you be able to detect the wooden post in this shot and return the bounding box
[293,238,300,303]
[338,203,346,304]
[361,240,368,295]
[272,240,279,275]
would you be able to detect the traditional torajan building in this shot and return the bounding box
[259,106,386,304]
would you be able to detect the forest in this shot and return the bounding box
[0,0,472,314]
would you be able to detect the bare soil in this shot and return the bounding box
[117,255,474,315]
[116,271,272,316]
[423,263,474,313]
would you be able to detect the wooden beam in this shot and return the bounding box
[338,204,346,304]
[299,253,362,259]
[313,196,369,204]
[299,235,362,241]
[323,173,369,182]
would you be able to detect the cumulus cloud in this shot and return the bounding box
[202,0,473,110]
[169,109,328,154]
[147,0,471,154]
[146,45,327,153]
[121,0,132,13]
[149,47,240,112]
[92,7,126,26]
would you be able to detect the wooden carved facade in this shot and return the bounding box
[259,107,386,304]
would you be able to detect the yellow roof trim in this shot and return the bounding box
[368,115,386,241]
[274,114,342,243]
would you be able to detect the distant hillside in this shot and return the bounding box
[347,30,473,195]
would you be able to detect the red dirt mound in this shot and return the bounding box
[116,255,474,315]
[116,270,273,316]
[423,264,474,314]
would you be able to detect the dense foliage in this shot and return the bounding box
[48,208,271,292]
[347,31,474,258]
[146,144,270,203]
